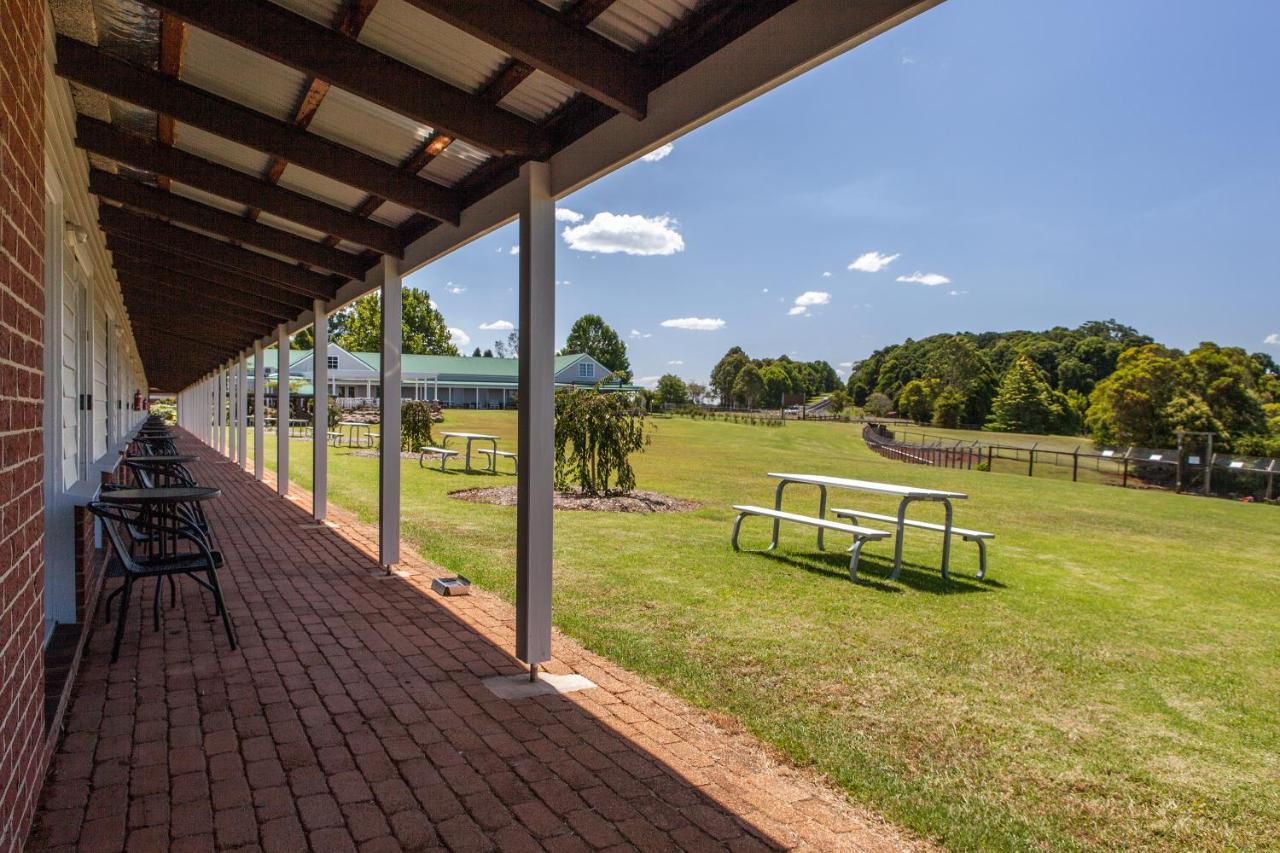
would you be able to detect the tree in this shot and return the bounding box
[560,314,631,382]
[483,349,494,358]
[865,392,894,417]
[761,364,791,409]
[710,347,749,404]
[685,382,706,405]
[987,356,1066,434]
[493,329,519,358]
[472,347,483,357]
[931,386,966,428]
[827,389,852,414]
[897,378,939,423]
[332,289,458,355]
[292,312,344,351]
[654,374,689,408]
[1086,345,1183,446]
[554,387,649,495]
[731,364,764,408]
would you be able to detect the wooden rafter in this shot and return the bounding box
[99,206,340,300]
[401,0,649,118]
[119,282,278,332]
[56,36,463,223]
[155,12,186,191]
[75,117,403,256]
[90,170,368,279]
[109,246,313,314]
[115,266,297,323]
[141,0,541,157]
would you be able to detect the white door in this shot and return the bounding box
[92,303,109,460]
[60,268,83,490]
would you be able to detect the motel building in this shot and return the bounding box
[1,1,939,849]
[252,344,636,410]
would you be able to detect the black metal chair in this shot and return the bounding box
[89,501,237,662]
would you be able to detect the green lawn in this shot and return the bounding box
[250,412,1280,850]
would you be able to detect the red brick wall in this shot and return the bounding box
[0,0,47,850]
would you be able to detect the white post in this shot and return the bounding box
[217,366,226,455]
[313,300,328,521]
[237,356,248,468]
[516,161,554,669]
[277,326,289,495]
[254,340,265,480]
[228,361,237,462]
[379,256,402,570]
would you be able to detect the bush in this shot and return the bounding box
[150,401,176,424]
[554,388,650,495]
[401,401,434,452]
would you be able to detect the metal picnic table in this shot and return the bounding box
[767,473,968,579]
[441,432,499,473]
[338,421,374,448]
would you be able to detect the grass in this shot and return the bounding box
[250,412,1280,850]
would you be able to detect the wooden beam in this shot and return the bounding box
[562,0,618,27]
[109,243,313,314]
[130,316,253,348]
[122,294,277,339]
[401,0,649,119]
[99,206,339,300]
[116,273,291,326]
[155,12,186,190]
[90,169,368,278]
[114,258,301,319]
[644,0,801,82]
[56,36,463,223]
[76,117,403,255]
[141,0,542,158]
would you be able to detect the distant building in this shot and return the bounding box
[249,343,639,408]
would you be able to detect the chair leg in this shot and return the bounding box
[975,539,988,580]
[848,537,869,582]
[104,584,123,624]
[168,574,177,607]
[153,577,163,631]
[731,513,747,551]
[111,577,134,663]
[206,568,237,651]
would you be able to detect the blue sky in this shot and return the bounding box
[407,0,1280,386]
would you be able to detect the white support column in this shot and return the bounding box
[276,327,289,495]
[378,255,402,570]
[516,161,555,669]
[237,355,248,468]
[312,300,328,521]
[254,340,265,480]
[217,366,226,455]
[228,361,238,462]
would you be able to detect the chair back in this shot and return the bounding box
[88,501,143,573]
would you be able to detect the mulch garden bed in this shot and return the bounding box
[449,486,699,513]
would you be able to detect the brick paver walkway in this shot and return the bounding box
[29,431,926,852]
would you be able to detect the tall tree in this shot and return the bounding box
[560,314,631,382]
[332,289,458,355]
[710,347,749,403]
[731,364,764,408]
[987,356,1067,434]
[654,374,689,408]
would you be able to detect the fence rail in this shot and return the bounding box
[862,424,1278,502]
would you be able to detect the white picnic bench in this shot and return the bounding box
[417,446,459,471]
[731,506,890,579]
[477,447,517,474]
[732,473,991,581]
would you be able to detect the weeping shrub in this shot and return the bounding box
[554,387,650,495]
[401,401,435,452]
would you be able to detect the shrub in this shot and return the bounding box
[554,387,650,495]
[401,401,435,452]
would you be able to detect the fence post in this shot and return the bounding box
[1028,443,1037,477]
[987,445,993,471]
[1204,434,1214,496]
[1122,450,1130,487]
[1072,447,1079,482]
[1267,461,1275,502]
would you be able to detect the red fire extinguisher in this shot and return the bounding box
[133,390,142,411]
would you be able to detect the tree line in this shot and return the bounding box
[846,320,1280,453]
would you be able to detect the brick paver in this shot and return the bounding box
[28,431,928,851]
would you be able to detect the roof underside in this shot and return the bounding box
[50,0,932,390]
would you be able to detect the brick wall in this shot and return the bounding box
[0,0,47,850]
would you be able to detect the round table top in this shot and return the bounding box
[100,486,220,504]
[125,454,198,464]
[135,434,174,442]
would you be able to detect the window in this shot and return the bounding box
[578,362,594,378]
[327,356,338,370]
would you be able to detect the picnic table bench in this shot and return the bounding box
[831,508,994,579]
[477,447,517,474]
[418,446,459,471]
[732,506,890,580]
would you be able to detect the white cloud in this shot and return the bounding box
[668,360,683,365]
[794,291,830,307]
[479,320,514,331]
[762,288,769,293]
[788,306,808,316]
[509,245,519,255]
[629,329,651,339]
[897,271,951,286]
[636,376,661,389]
[449,327,471,347]
[661,317,724,331]
[562,213,685,256]
[839,361,854,369]
[848,251,900,273]
[555,207,584,223]
[822,271,832,278]
[445,282,466,294]
[948,289,968,297]
[1265,333,1280,345]
[640,143,674,162]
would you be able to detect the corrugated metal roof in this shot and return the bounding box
[169,181,248,216]
[366,200,416,228]
[179,26,307,122]
[591,0,706,51]
[173,122,274,176]
[306,85,432,167]
[263,0,345,27]
[418,139,489,187]
[255,210,328,242]
[499,71,577,122]
[358,0,509,96]
[275,163,367,210]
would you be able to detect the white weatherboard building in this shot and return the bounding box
[250,343,636,408]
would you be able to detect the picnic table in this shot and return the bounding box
[441,432,499,472]
[338,421,374,448]
[767,473,967,578]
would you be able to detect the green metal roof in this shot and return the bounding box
[348,352,584,377]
